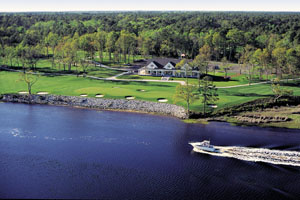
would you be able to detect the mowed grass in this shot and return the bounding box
[212,82,300,111]
[118,73,267,87]
[0,58,123,79]
[1,71,300,113]
[85,67,123,78]
[0,71,178,103]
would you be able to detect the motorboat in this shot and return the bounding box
[191,140,219,153]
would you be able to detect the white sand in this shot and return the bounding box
[80,94,88,97]
[126,96,135,100]
[158,99,168,103]
[37,92,49,95]
[95,95,104,98]
[18,91,29,94]
[209,105,218,108]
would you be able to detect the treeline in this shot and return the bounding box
[0,12,300,74]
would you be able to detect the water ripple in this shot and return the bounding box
[190,143,300,167]
[9,128,37,139]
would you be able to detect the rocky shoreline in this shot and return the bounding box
[0,94,188,119]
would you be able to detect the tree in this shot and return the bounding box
[272,47,287,78]
[160,40,172,57]
[173,83,198,117]
[106,31,117,61]
[0,42,4,65]
[79,59,90,75]
[221,57,230,78]
[24,45,43,70]
[44,34,51,57]
[175,58,191,81]
[54,41,66,71]
[64,39,78,71]
[128,34,137,62]
[47,32,59,68]
[95,31,107,63]
[79,33,96,63]
[16,43,27,71]
[7,46,17,67]
[252,49,264,80]
[117,30,136,63]
[285,48,298,80]
[198,76,219,116]
[212,32,224,61]
[189,54,207,89]
[261,48,271,80]
[189,31,200,58]
[19,71,40,95]
[271,78,293,102]
[240,45,254,85]
[190,54,206,75]
[198,44,212,74]
[226,28,244,61]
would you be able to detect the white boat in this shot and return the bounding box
[191,140,219,153]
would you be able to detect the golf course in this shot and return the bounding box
[1,66,300,113]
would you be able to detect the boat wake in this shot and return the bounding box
[190,142,300,167]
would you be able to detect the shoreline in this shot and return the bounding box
[0,94,188,119]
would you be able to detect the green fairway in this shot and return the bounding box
[117,73,265,87]
[1,71,300,113]
[0,58,123,79]
[84,67,123,78]
[117,75,162,80]
[0,71,178,103]
[213,82,300,111]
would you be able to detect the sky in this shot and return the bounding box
[0,0,300,12]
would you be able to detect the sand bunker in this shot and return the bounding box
[137,89,146,92]
[208,104,218,108]
[37,92,49,95]
[18,91,29,94]
[157,98,168,103]
[95,94,104,98]
[125,96,135,100]
[80,94,88,97]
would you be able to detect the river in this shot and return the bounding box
[0,102,300,199]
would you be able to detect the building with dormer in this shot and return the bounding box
[138,58,200,77]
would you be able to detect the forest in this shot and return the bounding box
[0,11,300,76]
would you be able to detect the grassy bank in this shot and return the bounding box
[224,106,300,129]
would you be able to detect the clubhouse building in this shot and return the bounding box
[138,58,200,78]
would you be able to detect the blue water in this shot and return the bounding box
[0,102,300,199]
